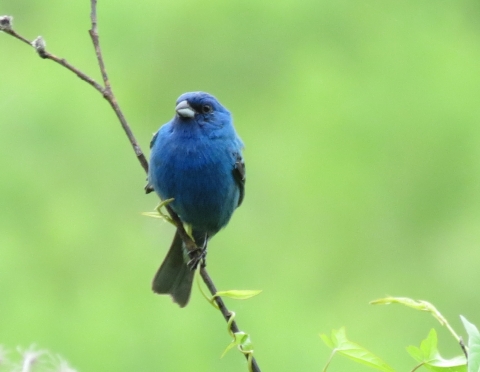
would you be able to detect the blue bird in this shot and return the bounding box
[147,92,245,307]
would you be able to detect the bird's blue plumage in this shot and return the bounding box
[148,92,245,307]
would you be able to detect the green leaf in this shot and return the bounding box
[421,329,439,361]
[221,331,254,358]
[236,331,254,352]
[370,297,443,323]
[142,198,176,225]
[371,297,432,311]
[141,211,166,219]
[407,329,467,372]
[371,297,462,344]
[221,340,237,358]
[461,316,480,372]
[406,345,424,363]
[320,327,396,372]
[214,290,262,300]
[320,333,335,349]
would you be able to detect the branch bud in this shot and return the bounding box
[0,15,13,31]
[32,36,47,58]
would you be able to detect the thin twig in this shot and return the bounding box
[1,18,104,92]
[200,267,261,372]
[87,0,149,172]
[167,207,261,371]
[88,0,110,91]
[1,12,149,173]
[2,7,260,371]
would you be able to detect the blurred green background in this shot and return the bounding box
[2,0,480,371]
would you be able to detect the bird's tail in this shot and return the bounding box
[152,229,194,307]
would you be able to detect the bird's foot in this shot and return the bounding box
[187,247,207,271]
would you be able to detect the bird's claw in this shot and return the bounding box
[187,247,207,271]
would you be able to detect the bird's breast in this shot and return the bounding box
[149,135,239,234]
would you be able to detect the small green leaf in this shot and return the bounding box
[406,345,423,361]
[371,297,462,344]
[236,331,254,352]
[221,331,254,358]
[143,198,176,225]
[407,329,467,372]
[320,327,396,372]
[461,316,480,372]
[320,333,335,349]
[214,290,262,300]
[141,211,165,219]
[421,329,438,361]
[371,297,433,313]
[221,340,238,358]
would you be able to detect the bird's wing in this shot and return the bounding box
[144,130,160,194]
[144,182,154,194]
[149,130,159,149]
[233,152,246,207]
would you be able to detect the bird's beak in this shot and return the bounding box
[175,100,195,118]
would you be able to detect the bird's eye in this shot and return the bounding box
[201,104,213,114]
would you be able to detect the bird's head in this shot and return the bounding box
[174,92,231,128]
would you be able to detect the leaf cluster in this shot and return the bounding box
[321,297,480,372]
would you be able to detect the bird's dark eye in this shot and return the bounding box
[201,104,213,114]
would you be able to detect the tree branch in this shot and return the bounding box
[1,6,260,372]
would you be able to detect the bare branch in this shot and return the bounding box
[1,11,149,173]
[0,15,13,30]
[87,0,149,172]
[88,0,110,90]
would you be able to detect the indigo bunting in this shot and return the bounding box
[147,92,245,307]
